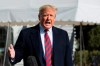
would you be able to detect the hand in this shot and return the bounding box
[8,44,15,59]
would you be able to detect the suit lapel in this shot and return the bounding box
[30,24,45,65]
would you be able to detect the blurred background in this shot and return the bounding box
[0,0,100,66]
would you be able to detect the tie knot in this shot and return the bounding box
[44,29,48,32]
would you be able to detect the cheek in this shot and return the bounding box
[52,19,55,23]
[53,18,55,21]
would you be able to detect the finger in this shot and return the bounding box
[10,44,13,49]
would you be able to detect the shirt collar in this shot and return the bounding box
[39,24,52,33]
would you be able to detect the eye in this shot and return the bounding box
[50,14,55,17]
[50,14,53,16]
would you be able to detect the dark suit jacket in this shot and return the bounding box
[10,24,73,66]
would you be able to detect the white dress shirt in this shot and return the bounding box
[39,24,53,55]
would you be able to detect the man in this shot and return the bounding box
[8,4,73,66]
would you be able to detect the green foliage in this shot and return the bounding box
[75,25,100,50]
[74,25,100,65]
[74,50,90,64]
[90,50,100,56]
[88,25,100,50]
[74,50,100,65]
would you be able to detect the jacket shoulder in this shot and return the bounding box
[53,26,67,33]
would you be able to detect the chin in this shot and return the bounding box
[44,25,52,29]
[44,26,51,29]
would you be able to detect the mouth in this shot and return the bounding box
[45,21,50,24]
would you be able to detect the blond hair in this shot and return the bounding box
[39,4,57,15]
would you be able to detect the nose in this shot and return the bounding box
[47,15,51,19]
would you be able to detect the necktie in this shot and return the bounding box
[44,29,52,66]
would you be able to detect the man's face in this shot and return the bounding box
[38,8,56,29]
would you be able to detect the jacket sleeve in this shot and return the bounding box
[10,30,24,65]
